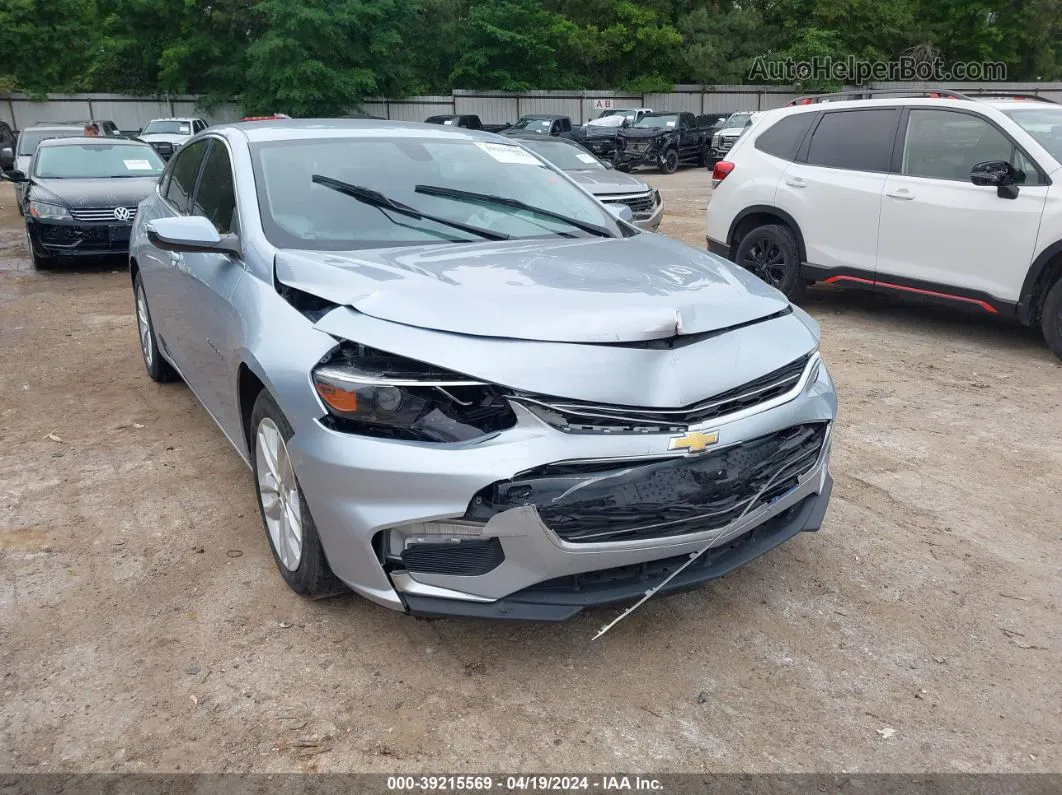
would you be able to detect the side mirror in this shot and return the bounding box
[605,203,634,223]
[602,160,614,170]
[3,169,26,183]
[971,160,1021,199]
[0,146,13,170]
[147,216,241,258]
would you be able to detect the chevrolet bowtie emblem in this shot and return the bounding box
[668,430,719,454]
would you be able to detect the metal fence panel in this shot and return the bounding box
[9,99,92,129]
[87,98,171,131]
[454,94,518,124]
[645,92,701,113]
[581,94,644,124]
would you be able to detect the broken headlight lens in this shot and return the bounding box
[312,343,517,442]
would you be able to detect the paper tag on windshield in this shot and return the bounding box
[666,121,676,127]
[576,152,597,164]
[475,141,540,165]
[124,159,154,170]
[443,119,455,125]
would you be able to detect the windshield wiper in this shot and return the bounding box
[414,185,613,238]
[311,175,509,242]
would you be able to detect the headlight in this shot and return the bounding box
[712,134,721,147]
[312,343,516,443]
[28,201,72,220]
[653,188,661,207]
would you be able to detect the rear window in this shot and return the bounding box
[805,109,900,172]
[755,113,816,161]
[17,129,81,155]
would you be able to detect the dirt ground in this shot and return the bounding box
[0,169,1060,775]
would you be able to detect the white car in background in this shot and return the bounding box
[137,117,208,160]
[706,89,1062,359]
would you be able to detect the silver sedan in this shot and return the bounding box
[129,119,837,620]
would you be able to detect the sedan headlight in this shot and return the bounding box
[312,343,516,442]
[28,201,72,220]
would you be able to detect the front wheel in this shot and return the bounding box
[660,148,679,174]
[251,390,346,599]
[1041,278,1062,360]
[134,273,179,382]
[734,223,805,300]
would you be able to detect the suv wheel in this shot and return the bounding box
[660,149,679,174]
[735,223,805,300]
[1041,278,1062,359]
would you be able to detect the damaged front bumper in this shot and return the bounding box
[287,348,836,619]
[26,217,133,258]
[613,142,665,170]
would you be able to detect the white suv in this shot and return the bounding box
[706,90,1062,358]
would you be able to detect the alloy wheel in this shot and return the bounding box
[135,283,153,369]
[255,417,304,572]
[741,235,787,287]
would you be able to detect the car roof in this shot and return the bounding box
[776,96,1062,114]
[520,114,568,120]
[36,136,150,148]
[145,117,201,122]
[213,117,503,144]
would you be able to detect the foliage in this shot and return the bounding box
[1,0,1061,114]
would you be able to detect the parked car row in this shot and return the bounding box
[1,116,837,623]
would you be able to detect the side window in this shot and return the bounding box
[194,120,207,133]
[756,112,817,161]
[902,109,1040,185]
[164,139,209,214]
[191,141,237,234]
[805,109,899,172]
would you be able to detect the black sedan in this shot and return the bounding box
[3,137,165,268]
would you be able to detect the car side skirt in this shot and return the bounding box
[802,264,1020,321]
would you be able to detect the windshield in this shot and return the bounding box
[634,115,679,129]
[250,137,618,250]
[17,129,81,155]
[512,118,553,134]
[142,120,193,135]
[33,144,165,178]
[519,139,605,171]
[1002,108,1062,162]
[725,113,753,128]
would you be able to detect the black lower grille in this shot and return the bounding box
[465,423,827,544]
[401,538,504,576]
[36,224,122,250]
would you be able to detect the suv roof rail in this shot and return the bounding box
[786,88,1060,107]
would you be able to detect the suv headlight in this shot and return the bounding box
[712,134,721,148]
[312,343,516,443]
[28,200,72,220]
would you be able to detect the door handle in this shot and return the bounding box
[784,177,807,188]
[886,190,915,200]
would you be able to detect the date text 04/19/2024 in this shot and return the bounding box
[386,776,665,791]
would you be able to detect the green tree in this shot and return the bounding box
[241,0,420,116]
[0,0,101,94]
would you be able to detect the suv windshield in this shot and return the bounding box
[34,144,165,178]
[142,120,193,135]
[17,128,82,155]
[250,137,618,250]
[634,115,679,129]
[517,139,604,171]
[1002,107,1062,163]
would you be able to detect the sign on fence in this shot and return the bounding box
[592,99,616,110]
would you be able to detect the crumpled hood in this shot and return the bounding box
[567,169,651,195]
[619,127,671,141]
[275,235,789,344]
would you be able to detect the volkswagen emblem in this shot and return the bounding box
[113,206,132,222]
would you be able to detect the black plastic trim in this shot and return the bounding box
[1018,241,1062,324]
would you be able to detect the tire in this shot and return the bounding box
[660,148,679,174]
[133,272,179,382]
[1041,278,1062,360]
[700,144,712,167]
[250,390,346,599]
[734,223,806,301]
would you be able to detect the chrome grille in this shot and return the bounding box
[512,354,815,433]
[69,206,138,222]
[601,191,657,217]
